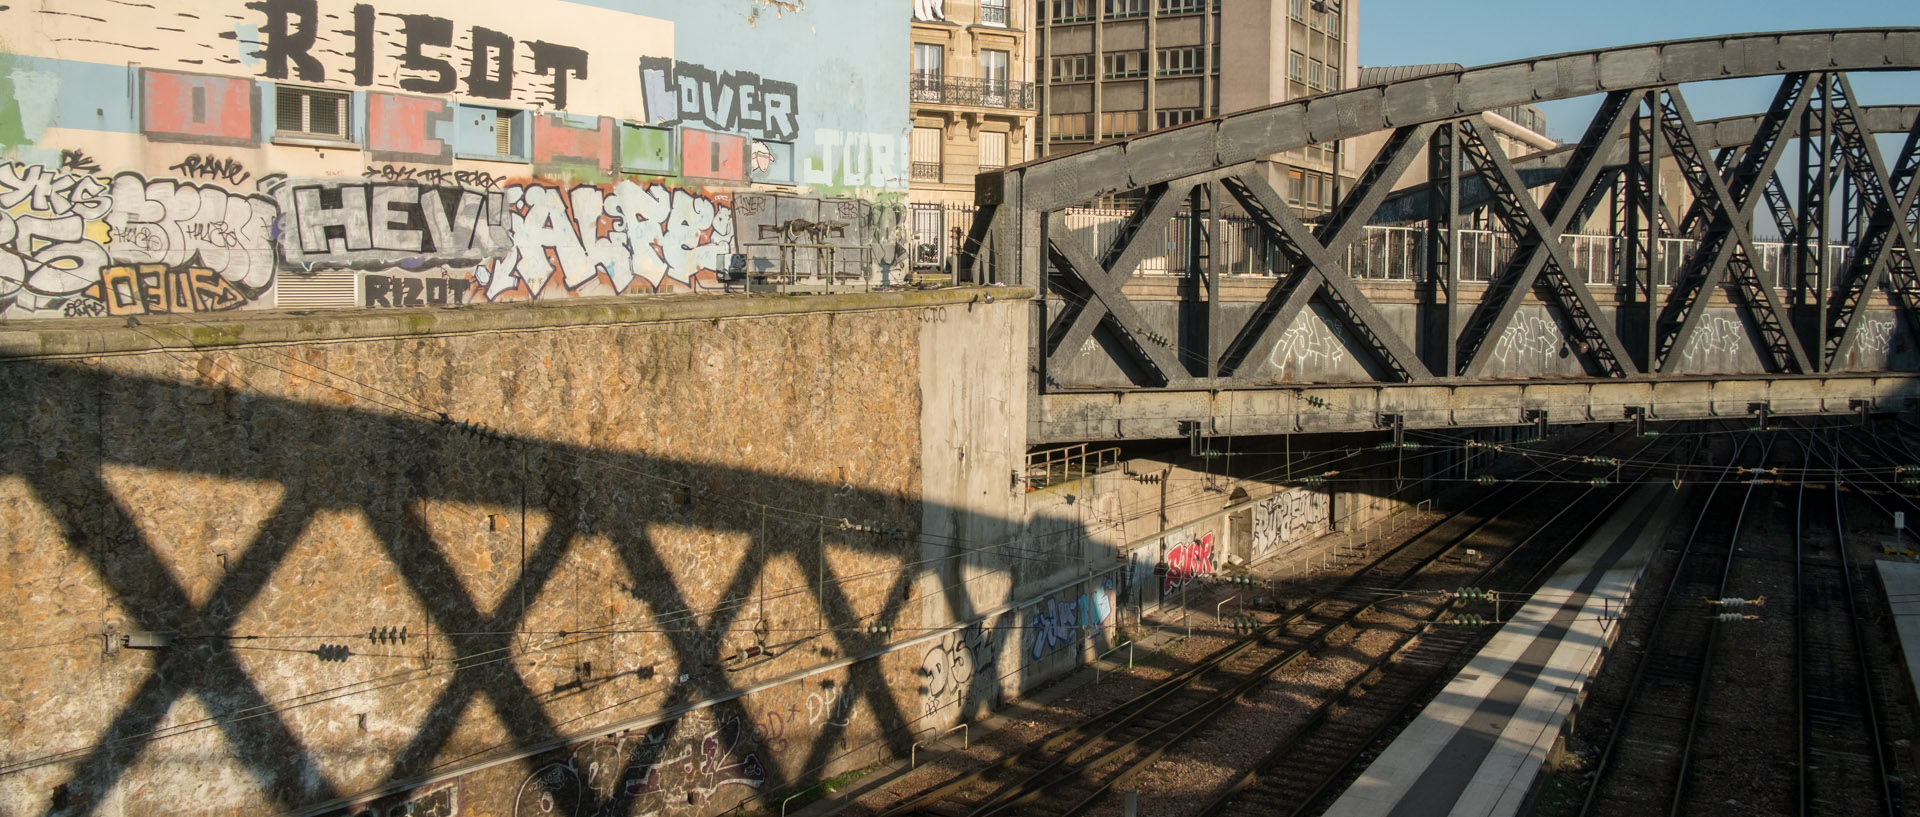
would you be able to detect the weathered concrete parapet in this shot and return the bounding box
[0,287,1036,359]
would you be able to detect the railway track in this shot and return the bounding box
[1795,429,1895,817]
[1580,431,1773,817]
[869,427,1665,817]
[1196,433,1683,817]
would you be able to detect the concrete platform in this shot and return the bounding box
[1322,481,1689,817]
[1875,559,1920,715]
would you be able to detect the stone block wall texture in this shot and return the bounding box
[0,293,1052,816]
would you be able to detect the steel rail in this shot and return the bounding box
[1197,430,1684,817]
[1795,425,1897,817]
[872,427,1624,817]
[1575,428,1765,817]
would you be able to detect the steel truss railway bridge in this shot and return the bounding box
[959,29,1920,444]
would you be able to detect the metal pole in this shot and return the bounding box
[1647,90,1664,372]
[1816,74,1834,367]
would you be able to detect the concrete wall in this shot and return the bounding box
[0,288,1119,817]
[0,0,910,321]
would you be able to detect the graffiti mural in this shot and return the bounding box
[1857,318,1895,356]
[1249,488,1330,559]
[920,620,1001,720]
[1162,532,1215,595]
[323,781,460,817]
[475,181,737,300]
[637,57,801,142]
[1269,320,1347,373]
[1491,314,1565,369]
[0,160,277,319]
[271,179,511,271]
[511,713,768,817]
[1679,314,1747,368]
[364,273,472,308]
[1027,580,1115,662]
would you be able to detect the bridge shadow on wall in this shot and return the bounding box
[0,358,1095,817]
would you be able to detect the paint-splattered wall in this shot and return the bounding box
[0,0,909,320]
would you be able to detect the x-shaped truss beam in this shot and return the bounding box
[1821,72,1920,367]
[1215,124,1436,381]
[1453,100,1638,379]
[1651,83,1812,374]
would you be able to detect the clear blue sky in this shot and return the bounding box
[1359,0,1917,143]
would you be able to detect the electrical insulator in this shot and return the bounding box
[1714,612,1760,623]
[1706,597,1765,608]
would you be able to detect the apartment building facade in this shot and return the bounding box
[909,0,1039,271]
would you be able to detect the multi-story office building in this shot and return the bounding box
[1035,0,1358,213]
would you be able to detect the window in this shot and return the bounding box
[1326,10,1342,37]
[1156,107,1202,129]
[1099,110,1143,138]
[1048,113,1092,141]
[911,126,943,181]
[1308,59,1323,90]
[1156,46,1202,76]
[1289,0,1306,21]
[620,123,675,174]
[1156,0,1204,13]
[1050,54,1093,82]
[913,44,945,103]
[1326,66,1339,91]
[982,49,1010,89]
[1103,51,1147,79]
[980,0,1010,25]
[1104,0,1146,18]
[1287,169,1305,204]
[1050,0,1092,22]
[1287,51,1305,83]
[455,104,526,161]
[275,85,351,142]
[980,131,1009,170]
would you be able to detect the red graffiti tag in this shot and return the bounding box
[1163,532,1215,594]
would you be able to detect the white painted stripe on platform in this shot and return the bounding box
[1324,482,1685,817]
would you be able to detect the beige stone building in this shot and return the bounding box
[1035,0,1359,213]
[909,0,1038,246]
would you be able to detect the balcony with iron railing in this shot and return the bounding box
[910,73,1037,111]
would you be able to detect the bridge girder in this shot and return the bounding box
[970,28,1920,441]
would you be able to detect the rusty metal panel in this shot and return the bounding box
[1709,380,1769,417]
[1662,40,1731,82]
[1834,31,1897,68]
[1303,96,1342,145]
[1597,47,1661,90]
[1377,386,1452,427]
[1522,384,1602,423]
[1532,54,1599,100]
[1217,106,1308,165]
[1772,32,1834,72]
[1450,385,1524,427]
[1456,63,1534,117]
[1649,381,1716,419]
[1382,75,1459,127]
[1129,126,1218,189]
[1333,89,1390,138]
[976,169,1007,206]
[1026,148,1130,211]
[1893,30,1920,68]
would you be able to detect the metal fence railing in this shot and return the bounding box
[908,203,1892,292]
